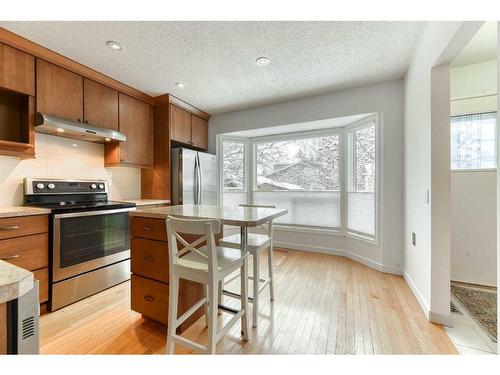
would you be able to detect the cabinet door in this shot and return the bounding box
[118,93,153,166]
[36,59,83,121]
[191,114,208,149]
[169,104,191,145]
[83,78,118,130]
[0,43,35,96]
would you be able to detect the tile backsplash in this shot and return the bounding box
[0,133,141,207]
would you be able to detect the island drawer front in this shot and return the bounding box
[131,274,169,325]
[0,233,49,271]
[131,238,169,283]
[0,215,48,240]
[131,275,205,332]
[131,217,167,241]
[34,267,49,303]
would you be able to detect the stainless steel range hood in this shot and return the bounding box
[35,113,126,143]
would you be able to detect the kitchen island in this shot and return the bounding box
[129,205,287,333]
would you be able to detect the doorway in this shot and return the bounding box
[446,21,498,354]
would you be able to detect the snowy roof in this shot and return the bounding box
[268,160,322,176]
[257,176,305,190]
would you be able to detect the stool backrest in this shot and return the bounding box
[166,216,221,274]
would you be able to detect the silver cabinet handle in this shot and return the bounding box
[144,295,154,302]
[143,226,152,231]
[1,254,20,260]
[0,225,20,230]
[143,256,154,262]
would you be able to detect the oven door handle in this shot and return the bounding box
[54,207,136,219]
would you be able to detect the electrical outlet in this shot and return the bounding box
[412,232,416,246]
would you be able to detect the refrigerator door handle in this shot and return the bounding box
[198,154,203,204]
[193,153,199,204]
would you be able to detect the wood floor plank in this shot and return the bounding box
[38,248,458,355]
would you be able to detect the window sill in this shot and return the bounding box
[272,224,342,236]
[451,168,496,173]
[345,231,378,246]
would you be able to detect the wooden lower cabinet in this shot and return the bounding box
[0,215,49,306]
[130,216,206,333]
[131,275,204,333]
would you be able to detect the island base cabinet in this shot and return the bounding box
[131,274,205,333]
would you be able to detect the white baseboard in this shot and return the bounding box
[429,311,453,327]
[403,270,431,320]
[403,271,453,327]
[274,240,402,276]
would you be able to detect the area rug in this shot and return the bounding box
[451,283,497,342]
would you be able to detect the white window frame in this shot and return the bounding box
[251,128,343,231]
[343,114,380,245]
[450,111,497,172]
[217,113,381,244]
[217,135,250,205]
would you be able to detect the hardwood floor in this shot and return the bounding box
[39,249,458,354]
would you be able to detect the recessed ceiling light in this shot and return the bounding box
[105,137,111,142]
[72,143,78,147]
[175,82,185,89]
[56,128,65,133]
[256,57,270,66]
[106,41,122,50]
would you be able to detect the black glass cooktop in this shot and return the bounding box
[26,200,135,214]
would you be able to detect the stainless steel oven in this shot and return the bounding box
[52,208,132,282]
[24,178,136,310]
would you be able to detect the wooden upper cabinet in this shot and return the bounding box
[36,59,83,121]
[83,78,118,130]
[191,114,208,149]
[117,93,153,166]
[0,43,35,96]
[170,104,192,145]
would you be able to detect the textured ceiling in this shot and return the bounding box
[451,21,497,67]
[0,21,426,114]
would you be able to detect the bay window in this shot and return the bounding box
[219,114,379,241]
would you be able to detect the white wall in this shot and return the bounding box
[404,21,483,325]
[0,133,141,207]
[209,79,404,274]
[451,171,497,286]
[450,60,497,287]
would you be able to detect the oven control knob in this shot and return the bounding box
[98,184,104,189]
[36,183,45,189]
[90,184,97,189]
[47,183,56,189]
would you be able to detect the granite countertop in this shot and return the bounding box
[118,199,170,207]
[130,204,287,227]
[0,260,34,304]
[0,206,51,219]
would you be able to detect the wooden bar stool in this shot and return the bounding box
[165,216,249,354]
[219,204,275,328]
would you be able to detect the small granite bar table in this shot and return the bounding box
[129,204,288,314]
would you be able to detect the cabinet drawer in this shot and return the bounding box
[33,267,49,303]
[131,238,169,282]
[0,233,48,271]
[131,274,168,325]
[131,274,205,332]
[0,215,48,240]
[131,217,166,241]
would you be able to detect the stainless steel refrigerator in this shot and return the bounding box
[171,148,218,205]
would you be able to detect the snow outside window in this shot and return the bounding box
[254,134,340,229]
[347,122,376,238]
